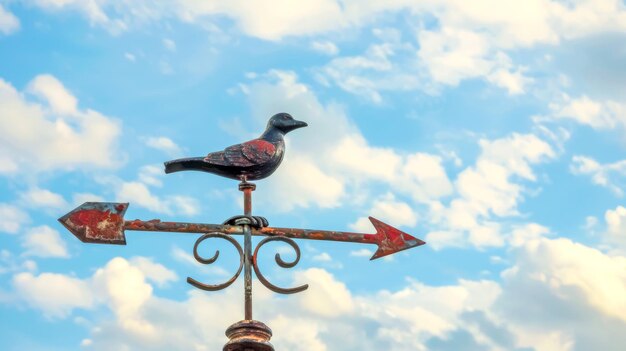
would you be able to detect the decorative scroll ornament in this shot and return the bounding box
[187,232,244,291]
[253,236,308,294]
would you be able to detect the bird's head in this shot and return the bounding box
[267,113,308,134]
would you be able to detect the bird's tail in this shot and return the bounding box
[164,157,208,174]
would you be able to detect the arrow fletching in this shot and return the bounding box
[58,202,128,244]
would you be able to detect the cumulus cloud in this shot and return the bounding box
[240,70,452,212]
[547,95,626,130]
[105,164,200,216]
[12,271,94,318]
[570,155,626,196]
[129,257,178,287]
[604,205,626,253]
[21,1,626,101]
[31,0,126,33]
[0,203,29,234]
[11,257,174,320]
[0,4,20,35]
[144,136,182,156]
[46,0,626,43]
[115,181,199,216]
[72,192,105,205]
[22,225,70,258]
[19,187,68,210]
[8,233,626,350]
[427,133,555,249]
[498,236,626,351]
[0,74,122,174]
[350,193,418,232]
[310,40,339,56]
[21,225,69,258]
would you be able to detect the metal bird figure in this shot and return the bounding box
[164,113,307,228]
[164,113,307,180]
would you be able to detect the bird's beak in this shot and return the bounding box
[284,119,308,132]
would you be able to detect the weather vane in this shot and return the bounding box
[59,113,426,350]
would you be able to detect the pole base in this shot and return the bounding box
[223,320,274,351]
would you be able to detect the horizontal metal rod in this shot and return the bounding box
[124,220,378,245]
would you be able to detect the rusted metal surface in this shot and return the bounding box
[258,217,426,260]
[125,218,234,234]
[252,236,308,294]
[57,112,428,350]
[187,233,244,291]
[223,320,274,351]
[60,202,425,260]
[164,113,307,181]
[240,182,255,320]
[58,202,128,244]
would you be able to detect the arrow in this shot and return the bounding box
[59,202,426,259]
[58,202,129,244]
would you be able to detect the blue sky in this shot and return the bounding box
[1,1,626,350]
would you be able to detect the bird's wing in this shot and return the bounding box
[205,139,276,167]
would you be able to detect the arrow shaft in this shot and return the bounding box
[258,227,377,245]
[124,219,238,235]
[123,219,377,245]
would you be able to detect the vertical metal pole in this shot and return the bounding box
[224,181,274,351]
[240,181,255,321]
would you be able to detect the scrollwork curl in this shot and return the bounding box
[187,232,244,291]
[252,236,309,294]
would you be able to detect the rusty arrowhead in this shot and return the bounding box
[58,202,128,244]
[368,217,426,260]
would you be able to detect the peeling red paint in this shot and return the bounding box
[58,202,128,244]
[59,203,424,258]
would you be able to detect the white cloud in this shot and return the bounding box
[0,4,20,35]
[570,155,626,196]
[21,1,626,103]
[0,75,122,174]
[604,206,626,253]
[25,0,626,47]
[177,0,345,41]
[427,133,555,249]
[145,136,182,156]
[318,41,423,102]
[129,257,178,288]
[27,74,78,115]
[241,71,452,212]
[72,192,105,205]
[8,236,626,350]
[499,236,626,350]
[0,203,29,234]
[349,248,373,257]
[0,250,38,275]
[169,196,200,216]
[12,271,94,318]
[31,0,125,33]
[351,193,417,232]
[310,40,339,56]
[116,181,170,213]
[138,164,164,187]
[21,225,69,258]
[395,152,453,203]
[162,38,176,51]
[19,187,68,209]
[548,95,626,130]
[109,165,199,216]
[312,252,332,262]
